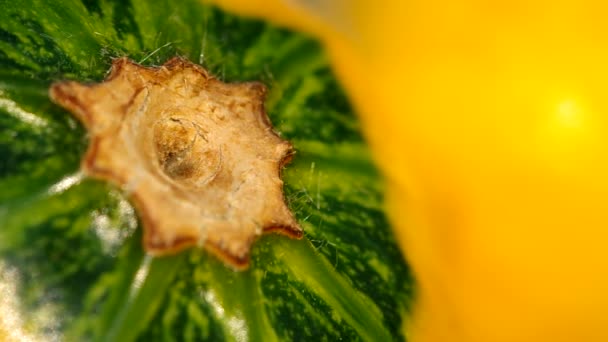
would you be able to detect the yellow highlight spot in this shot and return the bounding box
[556,99,582,128]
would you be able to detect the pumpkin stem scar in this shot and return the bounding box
[48,56,302,270]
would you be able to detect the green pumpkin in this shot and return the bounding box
[0,0,413,340]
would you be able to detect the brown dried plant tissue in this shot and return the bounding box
[49,57,302,269]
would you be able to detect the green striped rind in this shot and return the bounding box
[0,0,413,341]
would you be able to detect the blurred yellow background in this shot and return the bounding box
[209,1,608,341]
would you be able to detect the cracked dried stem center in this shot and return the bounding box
[49,57,302,269]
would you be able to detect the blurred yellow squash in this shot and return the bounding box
[209,1,608,341]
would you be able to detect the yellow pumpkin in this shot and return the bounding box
[209,1,608,341]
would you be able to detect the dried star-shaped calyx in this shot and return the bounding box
[49,57,302,269]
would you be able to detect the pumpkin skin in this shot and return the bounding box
[0,0,412,341]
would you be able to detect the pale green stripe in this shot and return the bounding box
[275,239,392,342]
